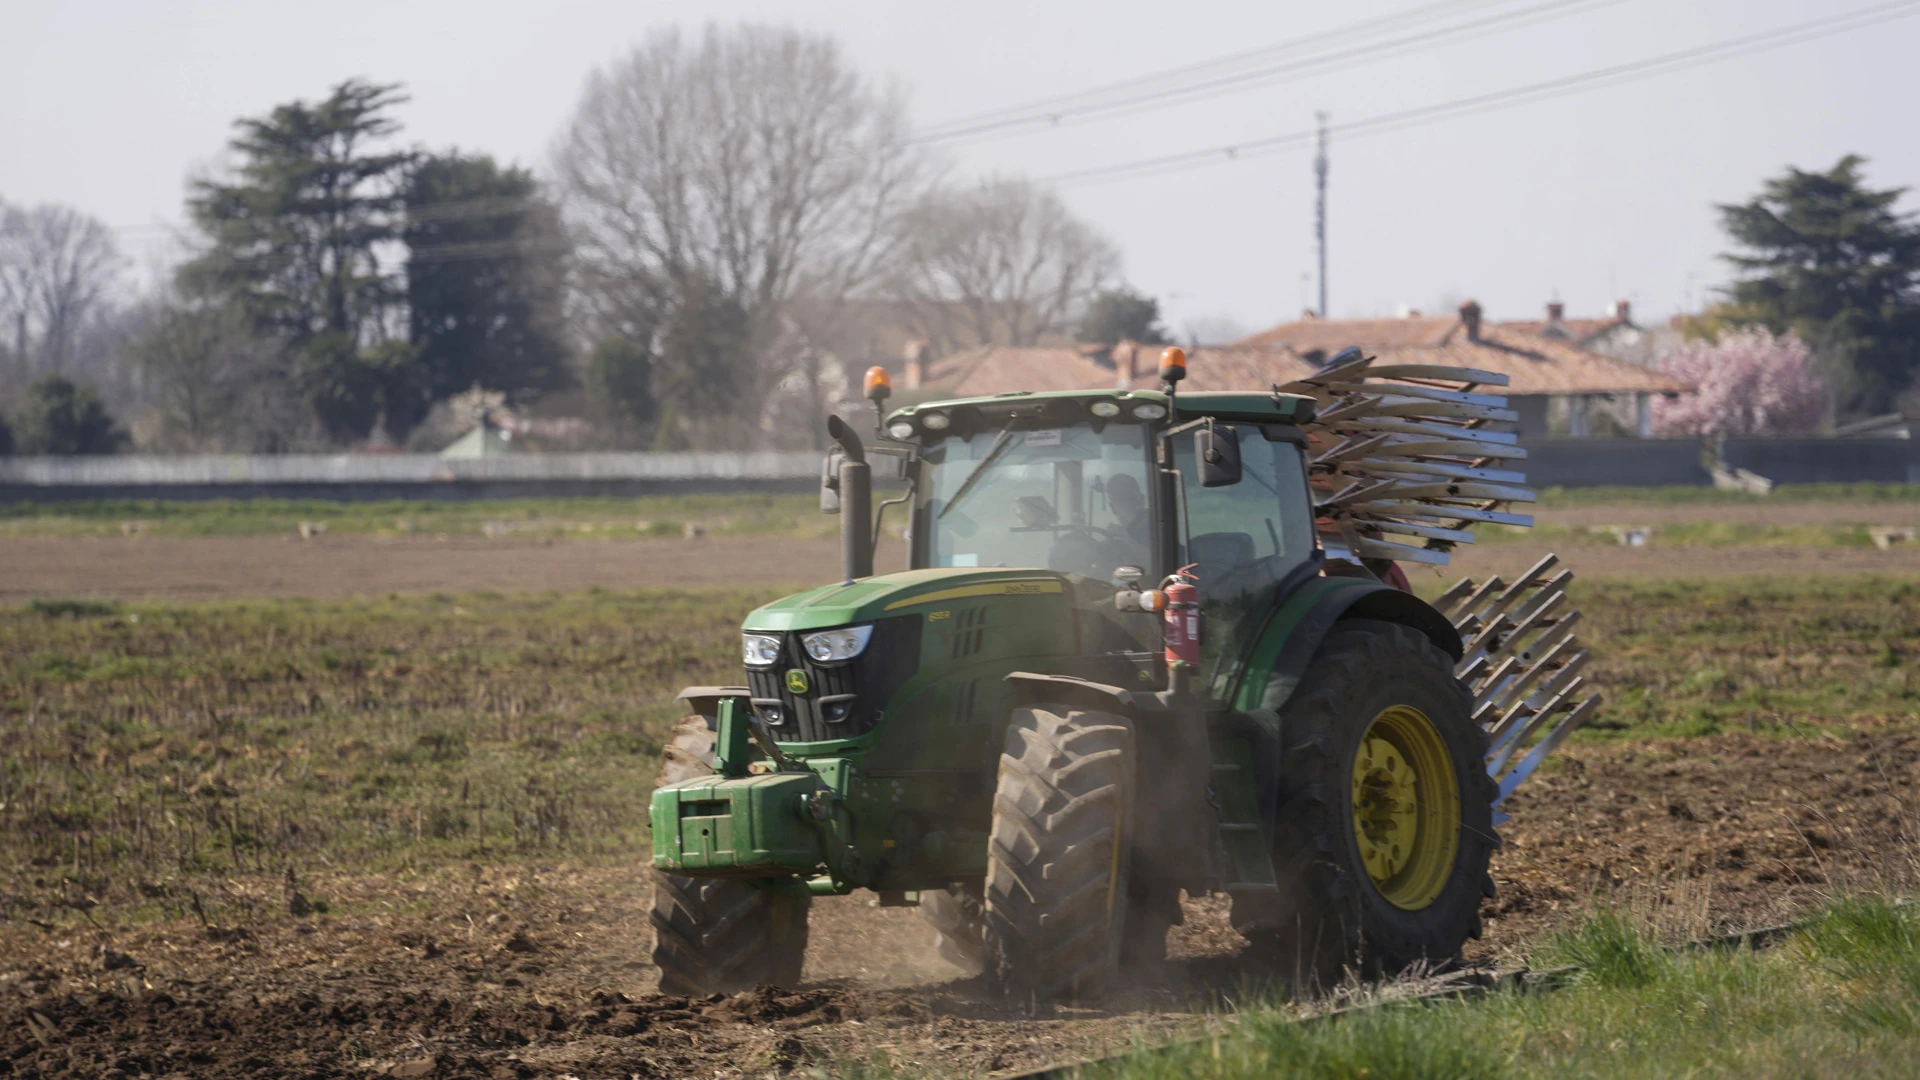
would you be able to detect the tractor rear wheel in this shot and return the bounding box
[649,715,811,995]
[1235,620,1495,980]
[918,883,985,976]
[983,705,1136,1001]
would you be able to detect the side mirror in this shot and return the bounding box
[1196,423,1242,488]
[819,451,842,514]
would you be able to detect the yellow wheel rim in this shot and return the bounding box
[1350,704,1460,910]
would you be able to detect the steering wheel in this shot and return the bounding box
[1047,524,1137,579]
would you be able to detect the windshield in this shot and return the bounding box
[917,422,1154,582]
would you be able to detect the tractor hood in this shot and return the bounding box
[741,567,1069,632]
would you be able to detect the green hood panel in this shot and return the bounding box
[743,568,1069,631]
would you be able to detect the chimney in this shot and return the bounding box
[1111,341,1138,387]
[1459,299,1483,342]
[902,339,929,390]
[1543,300,1567,339]
[1611,299,1631,322]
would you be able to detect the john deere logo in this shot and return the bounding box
[785,669,810,695]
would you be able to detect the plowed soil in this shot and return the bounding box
[7,532,1920,604]
[3,731,1913,1079]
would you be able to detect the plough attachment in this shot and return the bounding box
[1434,553,1602,811]
[1278,347,1532,566]
[1281,350,1599,804]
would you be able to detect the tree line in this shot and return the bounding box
[1,23,1913,456]
[0,25,1167,456]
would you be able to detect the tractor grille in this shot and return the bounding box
[745,615,922,743]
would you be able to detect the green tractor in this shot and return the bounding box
[649,347,1597,1000]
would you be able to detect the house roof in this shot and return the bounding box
[1231,317,1687,395]
[1500,317,1628,343]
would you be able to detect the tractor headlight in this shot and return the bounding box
[1088,401,1121,418]
[742,633,784,667]
[801,625,872,662]
[1131,403,1167,420]
[888,421,916,439]
[921,412,951,430]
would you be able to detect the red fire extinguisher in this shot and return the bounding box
[1163,564,1201,668]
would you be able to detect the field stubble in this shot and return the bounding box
[1,577,1919,1075]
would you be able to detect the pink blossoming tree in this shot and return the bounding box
[1652,328,1826,437]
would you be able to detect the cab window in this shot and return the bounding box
[1172,424,1316,699]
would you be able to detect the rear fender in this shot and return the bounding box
[1230,576,1462,716]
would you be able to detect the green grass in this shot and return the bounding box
[0,484,1912,542]
[1477,520,1889,548]
[1535,483,1920,508]
[1567,577,1920,739]
[1061,896,1920,1080]
[0,492,832,539]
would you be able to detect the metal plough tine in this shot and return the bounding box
[1462,612,1515,660]
[1504,571,1574,629]
[1471,656,1524,717]
[1488,659,1591,765]
[1485,554,1559,614]
[1511,609,1583,664]
[1456,653,1492,687]
[1500,591,1568,651]
[1451,577,1506,629]
[1480,638,1582,739]
[1487,663,1592,768]
[1432,577,1478,619]
[1370,519,1478,544]
[1494,695,1603,805]
[1488,677,1587,773]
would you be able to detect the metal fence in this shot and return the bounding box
[0,439,1912,502]
[0,451,822,502]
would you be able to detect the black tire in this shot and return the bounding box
[1234,620,1496,980]
[983,705,1135,1001]
[649,715,811,995]
[918,883,985,976]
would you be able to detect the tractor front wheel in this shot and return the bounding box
[982,704,1136,1001]
[649,716,811,994]
[1235,620,1495,980]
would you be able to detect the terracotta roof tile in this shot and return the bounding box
[1228,318,1686,395]
[919,319,1690,400]
[1236,316,1458,350]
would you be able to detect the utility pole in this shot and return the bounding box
[1313,110,1329,318]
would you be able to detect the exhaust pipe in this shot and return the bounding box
[827,415,872,581]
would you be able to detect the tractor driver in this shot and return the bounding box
[1048,471,1152,581]
[1104,473,1153,552]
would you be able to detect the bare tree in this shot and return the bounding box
[126,298,296,451]
[889,177,1120,356]
[553,24,925,443]
[0,200,123,382]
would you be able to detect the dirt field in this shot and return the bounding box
[9,531,1920,604]
[2,730,1912,1079]
[6,512,1920,1078]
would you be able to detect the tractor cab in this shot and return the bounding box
[875,382,1320,700]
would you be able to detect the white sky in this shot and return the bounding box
[4,0,1916,338]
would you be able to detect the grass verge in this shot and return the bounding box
[1070,896,1920,1080]
[0,492,831,540]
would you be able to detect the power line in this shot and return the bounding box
[1047,0,1920,187]
[914,0,1513,139]
[913,0,1619,144]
